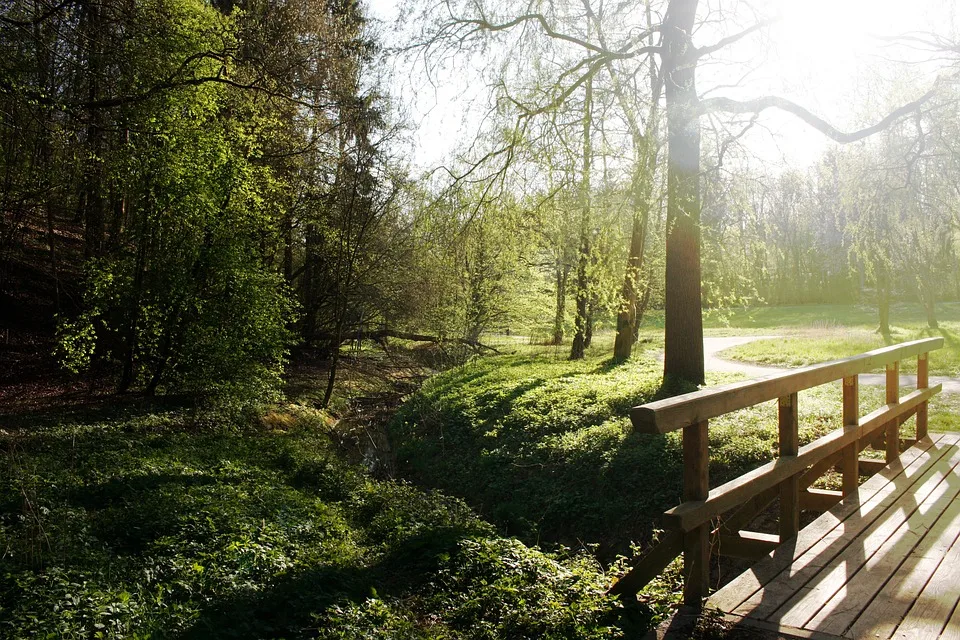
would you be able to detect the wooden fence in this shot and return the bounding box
[609,337,944,607]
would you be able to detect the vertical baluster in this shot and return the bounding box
[842,376,859,496]
[779,393,800,540]
[917,353,929,441]
[683,419,709,608]
[886,362,900,463]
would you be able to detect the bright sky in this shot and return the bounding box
[366,0,959,172]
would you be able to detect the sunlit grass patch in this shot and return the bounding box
[719,325,960,376]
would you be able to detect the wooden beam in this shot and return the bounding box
[779,393,800,541]
[608,531,683,597]
[663,385,941,532]
[842,376,859,496]
[800,450,843,490]
[717,531,780,561]
[800,488,843,511]
[855,458,887,476]
[885,362,900,464]
[886,361,900,404]
[683,420,709,608]
[917,352,929,440]
[630,337,942,434]
[717,485,779,534]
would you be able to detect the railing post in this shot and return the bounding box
[886,362,900,463]
[917,353,929,440]
[779,393,800,540]
[842,376,859,496]
[683,420,709,608]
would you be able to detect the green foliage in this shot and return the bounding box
[1,407,623,638]
[390,352,842,554]
[54,0,296,402]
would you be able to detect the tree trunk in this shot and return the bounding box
[614,209,646,361]
[662,0,705,385]
[584,298,594,349]
[570,77,593,361]
[876,269,891,338]
[610,0,659,363]
[551,262,568,345]
[633,279,653,343]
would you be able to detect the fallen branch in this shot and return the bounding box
[313,329,505,354]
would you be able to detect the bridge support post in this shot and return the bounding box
[886,362,900,463]
[683,419,709,608]
[917,353,929,440]
[779,393,800,540]
[842,376,859,496]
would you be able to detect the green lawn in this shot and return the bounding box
[702,302,960,331]
[713,304,960,376]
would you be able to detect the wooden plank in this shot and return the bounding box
[707,434,944,614]
[847,481,960,639]
[683,420,709,607]
[719,613,847,640]
[768,441,960,630]
[941,596,960,640]
[799,488,842,512]
[608,531,683,596]
[780,393,800,540]
[890,507,960,639]
[717,531,780,561]
[665,386,941,532]
[630,338,942,434]
[806,451,960,636]
[725,435,955,621]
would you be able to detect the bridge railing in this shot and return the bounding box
[610,337,944,607]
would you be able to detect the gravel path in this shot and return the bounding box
[705,335,960,394]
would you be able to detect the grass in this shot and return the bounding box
[701,302,960,331]
[0,404,626,638]
[390,348,954,556]
[715,311,960,377]
[8,302,960,638]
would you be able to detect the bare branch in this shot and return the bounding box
[695,17,776,61]
[698,76,953,144]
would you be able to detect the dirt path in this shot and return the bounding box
[705,336,960,394]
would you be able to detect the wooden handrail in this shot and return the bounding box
[664,385,940,531]
[612,337,943,609]
[630,337,943,434]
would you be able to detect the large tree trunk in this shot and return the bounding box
[662,0,705,385]
[570,77,593,360]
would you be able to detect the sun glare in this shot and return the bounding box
[776,0,890,70]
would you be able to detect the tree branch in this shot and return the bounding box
[698,76,951,143]
[695,17,775,60]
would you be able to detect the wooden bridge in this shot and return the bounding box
[611,337,957,639]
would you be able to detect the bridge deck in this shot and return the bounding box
[709,431,960,640]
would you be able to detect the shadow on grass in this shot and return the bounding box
[180,530,477,639]
[938,327,960,350]
[0,392,197,432]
